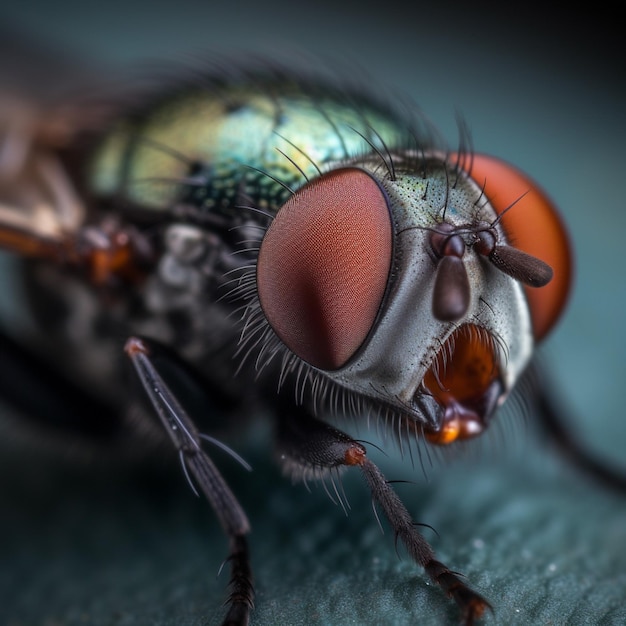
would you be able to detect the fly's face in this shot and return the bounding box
[256,152,572,445]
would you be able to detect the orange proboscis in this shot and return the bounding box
[423,326,499,445]
[425,418,463,445]
[424,328,498,406]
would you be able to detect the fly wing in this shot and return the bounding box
[0,25,118,247]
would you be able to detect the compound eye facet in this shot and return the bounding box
[463,154,573,341]
[257,168,393,370]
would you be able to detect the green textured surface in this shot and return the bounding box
[0,2,625,626]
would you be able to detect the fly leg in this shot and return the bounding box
[275,403,491,626]
[124,336,254,626]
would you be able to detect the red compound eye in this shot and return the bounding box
[463,154,573,341]
[257,168,392,370]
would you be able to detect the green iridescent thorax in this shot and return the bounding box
[89,84,406,218]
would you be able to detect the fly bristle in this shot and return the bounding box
[279,458,351,515]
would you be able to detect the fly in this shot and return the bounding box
[0,58,623,625]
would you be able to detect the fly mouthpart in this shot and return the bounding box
[418,324,504,445]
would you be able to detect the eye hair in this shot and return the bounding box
[221,251,305,393]
[438,160,452,221]
[318,104,350,159]
[226,247,444,476]
[222,206,480,482]
[232,204,275,222]
[242,164,296,196]
[273,132,323,177]
[273,147,311,183]
[450,112,475,189]
[346,124,397,181]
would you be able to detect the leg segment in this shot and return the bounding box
[125,337,254,626]
[275,405,491,625]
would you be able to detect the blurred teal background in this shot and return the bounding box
[0,2,624,625]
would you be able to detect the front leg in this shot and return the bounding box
[125,337,254,626]
[275,403,491,625]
